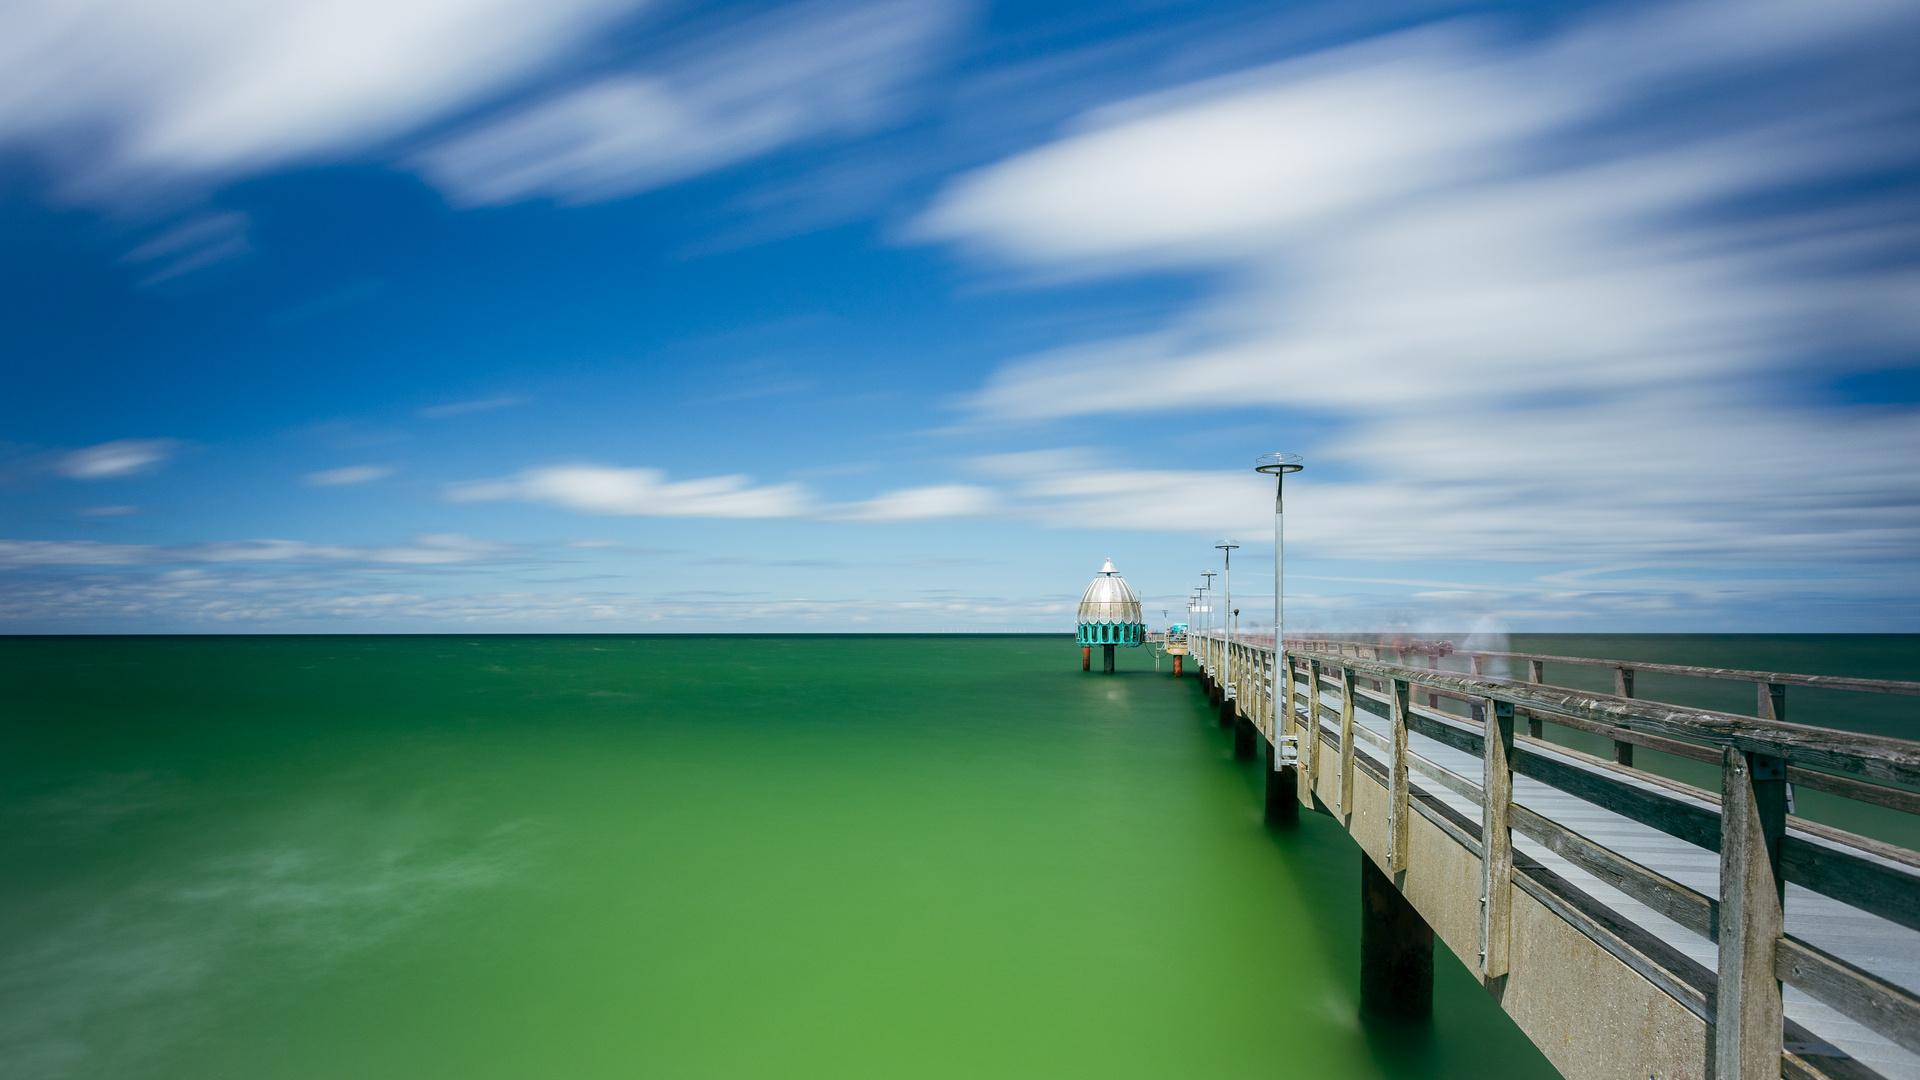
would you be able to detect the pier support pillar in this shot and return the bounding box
[1082,646,1091,671]
[1361,854,1433,1022]
[1234,717,1256,759]
[1217,697,1235,729]
[1265,741,1298,825]
[1102,644,1116,674]
[1172,655,1183,677]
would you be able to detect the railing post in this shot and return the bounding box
[1526,660,1546,738]
[1481,700,1515,980]
[1283,654,1297,738]
[1758,682,1787,722]
[1301,658,1322,807]
[1613,667,1636,767]
[1470,654,1484,676]
[1339,666,1357,819]
[1389,678,1411,874]
[1717,747,1786,1080]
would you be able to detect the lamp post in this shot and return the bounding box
[1216,542,1238,697]
[1255,452,1305,730]
[1189,588,1202,674]
[1200,571,1217,673]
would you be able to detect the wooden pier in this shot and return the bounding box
[1191,633,1920,1080]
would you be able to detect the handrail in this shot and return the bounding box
[1283,636,1920,725]
[1291,651,1920,789]
[1455,649,1920,697]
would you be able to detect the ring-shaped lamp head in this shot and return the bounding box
[1254,451,1305,475]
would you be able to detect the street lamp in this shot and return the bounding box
[1255,452,1305,724]
[1189,588,1203,657]
[1216,541,1239,696]
[1200,571,1217,668]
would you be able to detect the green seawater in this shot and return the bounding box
[0,634,1908,1079]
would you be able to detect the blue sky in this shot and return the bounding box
[2,0,1917,633]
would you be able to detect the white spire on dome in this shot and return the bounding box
[1100,557,1116,574]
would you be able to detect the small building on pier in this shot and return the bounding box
[1076,558,1144,673]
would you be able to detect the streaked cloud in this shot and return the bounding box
[0,0,648,200]
[971,451,1271,536]
[918,0,1920,568]
[304,465,394,486]
[55,440,179,480]
[449,455,1247,531]
[0,534,506,567]
[78,506,143,517]
[414,0,958,206]
[825,483,1000,522]
[0,560,1893,632]
[448,464,813,518]
[123,211,250,284]
[0,569,1077,631]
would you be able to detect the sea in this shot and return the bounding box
[1,633,1914,1079]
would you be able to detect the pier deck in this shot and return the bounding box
[1194,634,1920,1080]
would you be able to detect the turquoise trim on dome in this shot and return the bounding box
[1076,621,1146,646]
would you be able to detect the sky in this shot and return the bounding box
[2,0,1917,634]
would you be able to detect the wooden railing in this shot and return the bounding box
[1290,638,1920,722]
[1192,630,1920,1080]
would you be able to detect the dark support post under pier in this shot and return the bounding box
[1103,644,1116,674]
[1361,854,1433,1022]
[1082,646,1091,671]
[1234,716,1255,759]
[1265,740,1298,825]
[1217,695,1235,729]
[1172,655,1183,677]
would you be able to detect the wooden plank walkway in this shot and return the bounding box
[1189,633,1920,1080]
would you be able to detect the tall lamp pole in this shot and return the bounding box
[1215,542,1239,694]
[1189,588,1202,656]
[1255,453,1305,722]
[1200,572,1217,669]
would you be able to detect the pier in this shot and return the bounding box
[1189,632,1920,1080]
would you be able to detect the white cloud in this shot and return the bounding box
[825,483,1000,522]
[55,439,178,479]
[916,28,1561,269]
[305,465,394,486]
[916,0,1920,570]
[969,451,1271,536]
[448,464,813,518]
[447,459,1230,530]
[0,534,505,567]
[0,0,647,200]
[78,505,142,516]
[414,0,957,206]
